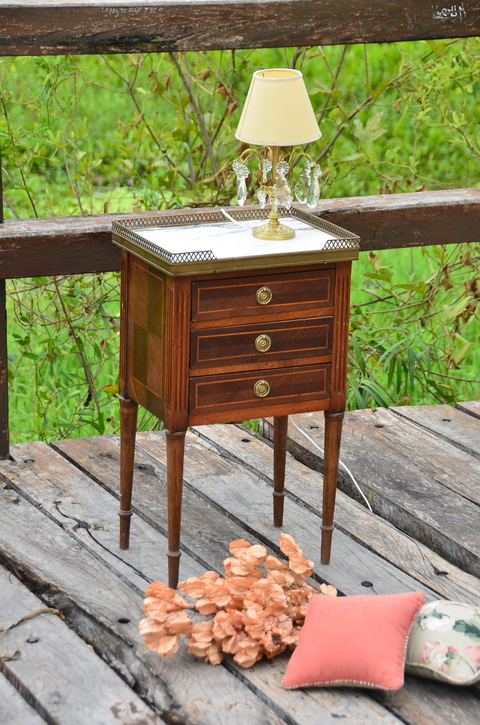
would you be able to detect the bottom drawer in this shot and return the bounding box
[189,364,330,417]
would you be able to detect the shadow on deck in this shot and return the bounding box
[0,402,479,725]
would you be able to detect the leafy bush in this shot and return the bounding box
[0,41,479,442]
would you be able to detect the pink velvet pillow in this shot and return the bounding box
[283,591,425,691]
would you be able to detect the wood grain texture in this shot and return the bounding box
[189,363,331,419]
[41,438,408,725]
[191,268,335,321]
[1,1,480,56]
[190,316,333,374]
[456,400,480,420]
[273,408,480,577]
[132,432,480,725]
[164,275,190,431]
[0,459,288,725]
[0,564,163,725]
[197,421,480,606]
[0,190,479,279]
[52,431,480,725]
[0,668,49,725]
[329,261,351,411]
[134,430,436,598]
[0,279,9,458]
[392,404,480,460]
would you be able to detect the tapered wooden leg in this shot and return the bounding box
[166,430,186,589]
[273,415,288,527]
[119,396,138,549]
[321,411,344,564]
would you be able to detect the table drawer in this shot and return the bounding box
[189,364,330,417]
[191,269,335,321]
[190,317,333,372]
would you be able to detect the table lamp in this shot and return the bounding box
[233,68,322,240]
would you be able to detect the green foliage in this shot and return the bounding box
[0,41,479,442]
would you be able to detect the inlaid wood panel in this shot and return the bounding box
[189,364,331,418]
[126,259,166,421]
[329,261,352,412]
[191,269,335,322]
[190,317,333,373]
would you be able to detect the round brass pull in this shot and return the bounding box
[253,379,270,398]
[256,286,273,305]
[255,334,272,353]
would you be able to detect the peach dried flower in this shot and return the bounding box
[206,641,223,665]
[187,621,214,657]
[229,538,252,557]
[279,533,301,557]
[264,555,288,571]
[234,637,263,668]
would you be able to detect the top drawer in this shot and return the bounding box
[191,269,335,321]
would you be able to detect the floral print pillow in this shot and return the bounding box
[406,600,480,685]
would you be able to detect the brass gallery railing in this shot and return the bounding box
[0,0,480,456]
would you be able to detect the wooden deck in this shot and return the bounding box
[0,403,479,725]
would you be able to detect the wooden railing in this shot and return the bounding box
[1,1,479,456]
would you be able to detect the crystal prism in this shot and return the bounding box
[261,158,272,183]
[237,177,247,206]
[307,165,322,208]
[257,188,267,208]
[232,159,249,206]
[294,161,312,203]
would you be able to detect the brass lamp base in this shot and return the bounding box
[253,209,295,240]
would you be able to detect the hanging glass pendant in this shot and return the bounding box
[307,164,322,208]
[274,160,293,209]
[237,177,247,206]
[232,159,249,206]
[294,161,312,203]
[261,158,272,183]
[257,188,267,208]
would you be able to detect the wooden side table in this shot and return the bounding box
[113,208,359,588]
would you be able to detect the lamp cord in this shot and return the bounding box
[220,207,256,230]
[289,417,374,513]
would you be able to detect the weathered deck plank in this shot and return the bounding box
[456,400,480,421]
[0,671,48,725]
[0,485,286,725]
[52,432,480,725]
[6,439,202,590]
[265,409,480,577]
[0,564,163,725]
[2,441,410,725]
[392,404,480,460]
[3,442,406,725]
[195,422,480,606]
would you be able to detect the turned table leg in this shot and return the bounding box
[321,411,344,564]
[273,415,288,527]
[119,396,138,549]
[166,429,186,589]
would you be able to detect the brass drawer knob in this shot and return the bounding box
[256,286,273,305]
[255,334,272,353]
[253,379,270,398]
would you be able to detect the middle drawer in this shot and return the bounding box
[190,316,333,374]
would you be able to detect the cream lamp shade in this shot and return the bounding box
[235,68,321,147]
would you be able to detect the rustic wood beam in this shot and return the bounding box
[1,1,479,56]
[0,189,478,280]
